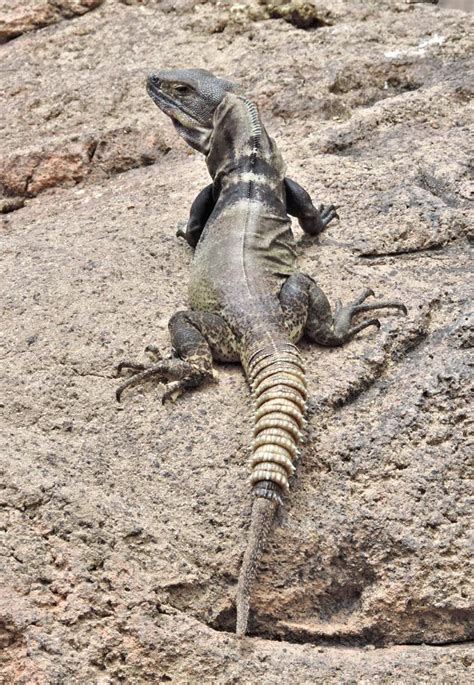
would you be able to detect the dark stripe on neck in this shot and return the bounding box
[241,98,262,203]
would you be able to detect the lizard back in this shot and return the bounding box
[189,94,298,335]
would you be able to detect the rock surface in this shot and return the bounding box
[0,0,104,43]
[0,0,472,682]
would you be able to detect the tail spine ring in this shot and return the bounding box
[247,344,306,499]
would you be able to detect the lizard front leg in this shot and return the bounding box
[280,272,407,346]
[116,311,238,402]
[284,177,339,236]
[176,183,216,248]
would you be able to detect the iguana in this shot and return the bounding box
[116,69,406,637]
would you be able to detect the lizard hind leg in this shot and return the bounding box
[280,273,407,347]
[116,311,238,402]
[315,286,407,345]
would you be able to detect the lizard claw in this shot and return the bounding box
[176,220,187,240]
[115,355,213,403]
[144,344,163,361]
[319,204,339,228]
[161,381,184,404]
[116,360,146,375]
[333,289,407,341]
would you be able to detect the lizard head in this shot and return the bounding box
[147,68,237,154]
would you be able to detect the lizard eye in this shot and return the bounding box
[174,84,192,95]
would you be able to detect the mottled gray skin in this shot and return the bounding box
[116,69,407,637]
[190,92,296,350]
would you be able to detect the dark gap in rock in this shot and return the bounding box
[0,197,25,214]
[266,3,332,30]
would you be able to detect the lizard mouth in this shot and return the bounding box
[146,80,203,129]
[146,76,213,154]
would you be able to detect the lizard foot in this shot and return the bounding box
[176,220,187,241]
[116,344,163,377]
[319,204,339,228]
[116,353,213,403]
[334,288,407,340]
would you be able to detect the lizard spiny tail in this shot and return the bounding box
[237,342,307,636]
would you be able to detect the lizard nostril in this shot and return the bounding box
[147,73,160,88]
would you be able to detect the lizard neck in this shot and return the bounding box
[205,94,285,192]
[241,97,263,160]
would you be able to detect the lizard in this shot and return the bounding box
[116,68,407,637]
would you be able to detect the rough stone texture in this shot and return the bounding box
[0,0,104,43]
[0,0,473,682]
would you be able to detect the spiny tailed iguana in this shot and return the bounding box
[116,68,406,637]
